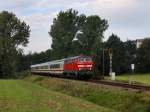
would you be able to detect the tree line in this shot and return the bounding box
[0,9,150,78]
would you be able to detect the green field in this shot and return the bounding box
[0,75,150,112]
[25,75,150,112]
[106,73,150,85]
[0,80,115,112]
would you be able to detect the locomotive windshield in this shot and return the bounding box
[79,57,92,62]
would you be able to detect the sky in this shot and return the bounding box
[0,0,150,54]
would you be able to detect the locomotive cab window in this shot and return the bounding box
[79,58,84,62]
[86,58,92,61]
[79,58,92,62]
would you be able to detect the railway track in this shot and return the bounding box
[88,80,150,91]
[32,74,150,91]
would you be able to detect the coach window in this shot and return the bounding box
[44,66,48,69]
[56,64,60,68]
[51,65,54,69]
[49,65,52,69]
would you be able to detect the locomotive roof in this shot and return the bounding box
[64,55,91,60]
[30,55,91,68]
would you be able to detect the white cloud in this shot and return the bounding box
[86,0,150,40]
[0,0,150,54]
[20,12,57,54]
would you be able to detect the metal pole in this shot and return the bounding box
[129,71,132,84]
[103,49,105,76]
[129,64,134,84]
[109,54,112,76]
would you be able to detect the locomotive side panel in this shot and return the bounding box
[63,57,79,73]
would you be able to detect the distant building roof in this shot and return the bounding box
[135,37,150,48]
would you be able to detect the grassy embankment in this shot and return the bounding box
[105,73,150,85]
[0,79,115,112]
[25,75,150,112]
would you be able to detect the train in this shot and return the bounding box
[30,55,94,79]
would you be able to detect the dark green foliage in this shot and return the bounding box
[76,15,108,55]
[20,49,53,71]
[104,35,150,74]
[124,40,136,72]
[49,9,108,58]
[0,11,30,78]
[105,34,128,74]
[137,39,150,73]
[49,9,79,59]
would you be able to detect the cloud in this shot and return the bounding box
[0,0,150,54]
[20,12,57,54]
[85,0,150,40]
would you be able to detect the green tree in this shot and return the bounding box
[49,9,80,59]
[0,11,30,78]
[76,15,108,55]
[105,34,127,74]
[124,40,136,72]
[137,39,150,73]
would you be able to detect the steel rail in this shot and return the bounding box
[88,80,150,91]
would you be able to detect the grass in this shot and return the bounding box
[0,79,115,112]
[25,75,150,112]
[106,73,150,85]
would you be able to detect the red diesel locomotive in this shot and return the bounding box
[31,55,94,78]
